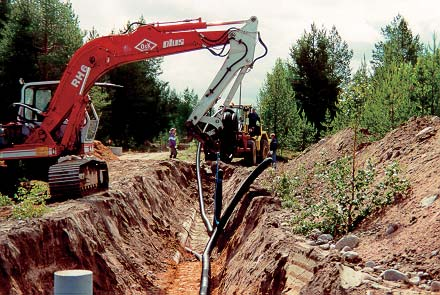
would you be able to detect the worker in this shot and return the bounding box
[168,128,178,159]
[270,133,278,168]
[248,108,260,135]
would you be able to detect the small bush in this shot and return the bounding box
[11,181,50,220]
[269,158,410,236]
[0,193,13,207]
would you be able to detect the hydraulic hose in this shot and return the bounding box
[199,157,273,295]
[196,142,213,233]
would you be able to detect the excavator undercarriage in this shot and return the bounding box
[48,158,108,200]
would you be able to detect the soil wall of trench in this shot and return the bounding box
[0,159,324,295]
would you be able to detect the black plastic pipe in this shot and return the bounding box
[213,169,223,227]
[196,142,213,234]
[199,157,273,295]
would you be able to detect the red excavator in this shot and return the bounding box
[0,16,266,199]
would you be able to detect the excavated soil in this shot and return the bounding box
[1,116,440,294]
[286,116,440,295]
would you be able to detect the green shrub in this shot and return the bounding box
[270,158,410,236]
[0,193,13,206]
[11,181,50,219]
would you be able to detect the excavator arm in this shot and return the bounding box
[185,17,260,151]
[0,16,264,199]
[25,16,262,154]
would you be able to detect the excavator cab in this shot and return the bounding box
[0,82,58,148]
[11,81,100,150]
[17,81,56,122]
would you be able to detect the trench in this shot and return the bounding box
[0,159,323,295]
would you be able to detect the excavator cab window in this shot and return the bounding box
[22,88,35,120]
[35,89,51,113]
[19,83,57,122]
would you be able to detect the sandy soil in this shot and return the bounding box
[1,116,440,294]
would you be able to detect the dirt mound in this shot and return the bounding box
[279,116,440,294]
[93,140,119,161]
[288,128,356,170]
[355,116,440,278]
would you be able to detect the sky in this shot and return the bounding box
[70,0,440,105]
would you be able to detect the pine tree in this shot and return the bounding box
[331,58,371,133]
[288,110,317,151]
[289,23,352,136]
[107,59,166,147]
[174,88,198,134]
[0,0,10,31]
[259,58,317,151]
[259,58,294,149]
[0,0,83,121]
[362,61,416,138]
[371,14,423,71]
[413,34,440,115]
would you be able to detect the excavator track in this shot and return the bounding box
[48,158,109,200]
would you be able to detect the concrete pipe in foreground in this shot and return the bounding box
[54,269,93,295]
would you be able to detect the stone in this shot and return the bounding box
[381,269,409,282]
[431,250,439,257]
[431,281,440,292]
[416,126,435,141]
[307,228,322,240]
[365,261,376,268]
[432,116,440,123]
[342,251,360,263]
[319,243,330,250]
[409,276,421,286]
[419,283,430,290]
[362,267,375,273]
[362,272,381,282]
[335,234,360,250]
[373,265,385,272]
[315,239,329,245]
[385,223,398,235]
[421,195,438,208]
[339,264,363,289]
[341,245,352,252]
[306,240,317,246]
[317,233,333,242]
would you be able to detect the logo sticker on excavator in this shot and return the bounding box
[135,39,157,52]
[71,65,90,88]
[163,39,184,48]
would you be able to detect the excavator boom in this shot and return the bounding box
[0,16,264,198]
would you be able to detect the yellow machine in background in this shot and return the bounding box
[205,104,270,165]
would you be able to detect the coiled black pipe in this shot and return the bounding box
[196,142,213,233]
[199,157,273,295]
